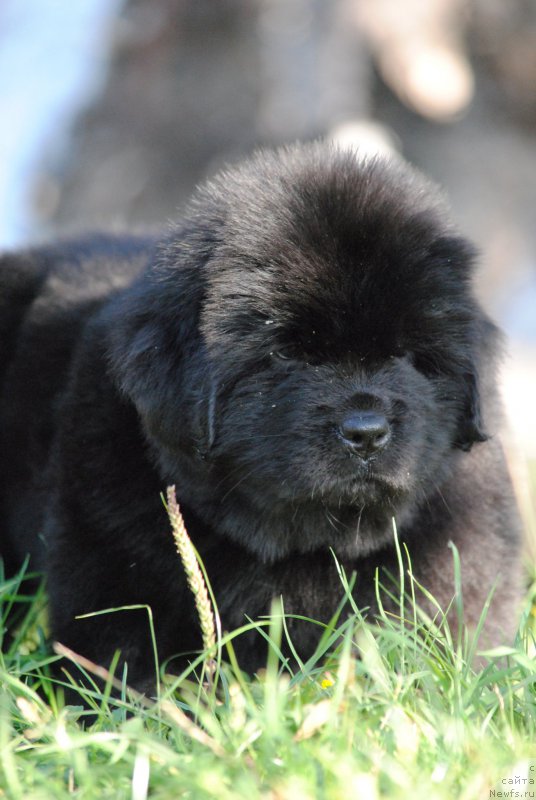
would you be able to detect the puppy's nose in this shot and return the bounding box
[339,411,391,458]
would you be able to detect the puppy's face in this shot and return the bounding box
[111,146,494,562]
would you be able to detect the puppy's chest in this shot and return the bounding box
[205,547,378,630]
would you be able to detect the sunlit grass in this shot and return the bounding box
[1,519,536,800]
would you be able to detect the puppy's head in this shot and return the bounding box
[108,143,499,562]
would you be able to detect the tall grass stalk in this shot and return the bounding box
[165,485,219,675]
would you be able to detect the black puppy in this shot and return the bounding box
[0,144,521,689]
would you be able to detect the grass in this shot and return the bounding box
[1,496,536,799]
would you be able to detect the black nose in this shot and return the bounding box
[339,411,391,458]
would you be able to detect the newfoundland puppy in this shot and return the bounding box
[0,143,521,689]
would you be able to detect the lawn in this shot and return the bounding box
[1,496,535,800]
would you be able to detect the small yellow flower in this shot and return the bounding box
[321,677,334,689]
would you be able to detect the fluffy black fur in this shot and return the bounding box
[0,143,521,689]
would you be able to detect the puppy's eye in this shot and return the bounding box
[390,340,408,358]
[391,349,411,361]
[270,350,293,362]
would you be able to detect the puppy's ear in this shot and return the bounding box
[106,268,208,453]
[454,312,503,451]
[454,369,488,452]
